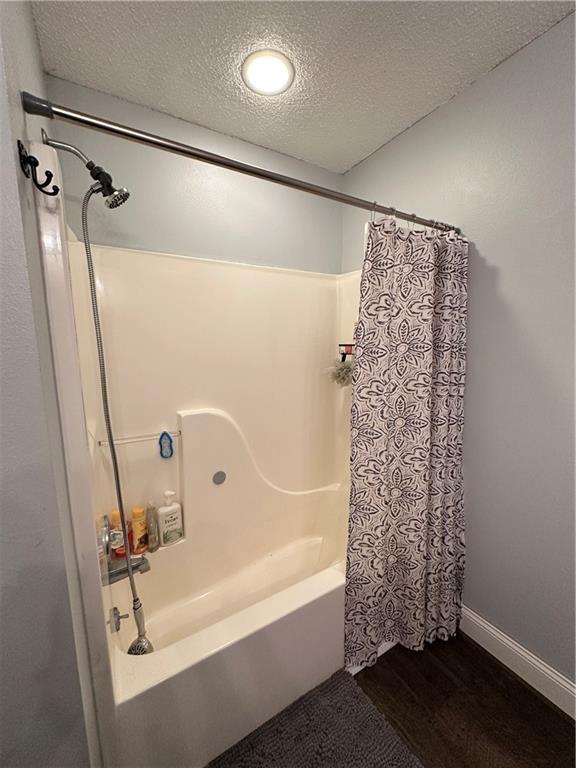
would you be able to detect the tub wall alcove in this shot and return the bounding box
[65,235,361,765]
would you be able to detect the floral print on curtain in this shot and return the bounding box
[345,218,468,670]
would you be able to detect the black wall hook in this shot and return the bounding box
[17,140,60,197]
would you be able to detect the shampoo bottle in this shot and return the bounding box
[158,491,183,547]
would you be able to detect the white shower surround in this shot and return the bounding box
[66,241,353,504]
[62,223,362,763]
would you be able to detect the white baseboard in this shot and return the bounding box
[461,605,575,718]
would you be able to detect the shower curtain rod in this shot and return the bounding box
[22,91,460,234]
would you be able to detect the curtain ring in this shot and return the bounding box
[370,202,377,223]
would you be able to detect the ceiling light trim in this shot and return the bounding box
[241,49,295,96]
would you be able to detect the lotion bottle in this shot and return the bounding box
[158,491,183,546]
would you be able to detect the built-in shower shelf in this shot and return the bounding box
[97,429,181,448]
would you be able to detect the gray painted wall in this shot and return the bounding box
[342,16,575,679]
[46,76,343,273]
[0,4,90,766]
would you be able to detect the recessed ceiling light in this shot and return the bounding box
[241,49,295,96]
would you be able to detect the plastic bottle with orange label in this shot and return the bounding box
[131,506,148,554]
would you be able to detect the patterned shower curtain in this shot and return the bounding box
[345,217,468,670]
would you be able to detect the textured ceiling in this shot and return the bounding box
[32,1,573,173]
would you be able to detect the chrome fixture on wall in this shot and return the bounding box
[41,128,130,209]
[97,514,152,586]
[108,555,151,585]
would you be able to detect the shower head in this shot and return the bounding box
[41,130,130,209]
[128,635,154,655]
[127,600,154,655]
[86,161,130,209]
[105,187,130,209]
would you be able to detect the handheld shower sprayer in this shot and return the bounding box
[41,129,130,208]
[46,130,152,654]
[81,191,152,655]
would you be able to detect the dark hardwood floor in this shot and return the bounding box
[356,633,574,768]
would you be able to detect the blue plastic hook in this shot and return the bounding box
[159,431,174,459]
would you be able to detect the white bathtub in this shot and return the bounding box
[111,553,345,767]
[103,409,347,767]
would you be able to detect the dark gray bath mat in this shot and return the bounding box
[208,670,423,768]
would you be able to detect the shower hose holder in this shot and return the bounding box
[17,140,60,197]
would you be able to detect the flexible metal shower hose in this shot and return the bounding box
[81,185,142,615]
